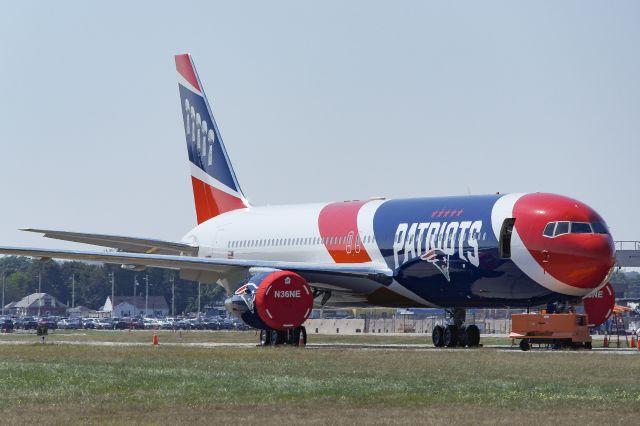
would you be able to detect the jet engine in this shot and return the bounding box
[224,270,314,330]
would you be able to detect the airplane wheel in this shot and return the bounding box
[466,324,480,347]
[299,326,307,346]
[270,330,285,346]
[287,329,298,345]
[458,326,469,347]
[288,327,307,345]
[432,325,445,347]
[584,341,592,350]
[519,339,530,351]
[259,329,271,346]
[444,325,458,347]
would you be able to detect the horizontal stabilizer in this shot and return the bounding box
[22,229,198,256]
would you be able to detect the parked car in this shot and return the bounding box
[16,316,38,330]
[94,319,113,329]
[39,317,58,330]
[82,318,97,329]
[0,317,14,333]
[56,318,83,330]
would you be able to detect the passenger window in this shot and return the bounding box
[554,222,569,236]
[571,222,592,234]
[543,222,556,237]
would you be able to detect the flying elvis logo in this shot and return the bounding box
[184,98,215,166]
[235,283,257,312]
[392,220,483,276]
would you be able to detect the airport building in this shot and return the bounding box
[5,293,67,316]
[101,296,169,317]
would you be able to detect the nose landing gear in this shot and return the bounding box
[432,308,481,348]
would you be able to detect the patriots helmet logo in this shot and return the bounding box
[420,249,451,282]
[234,283,258,312]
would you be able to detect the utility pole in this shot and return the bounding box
[133,275,138,317]
[71,273,75,309]
[109,272,115,317]
[170,275,175,316]
[144,274,149,317]
[37,271,42,317]
[1,271,6,316]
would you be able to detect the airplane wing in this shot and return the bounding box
[21,229,198,256]
[0,246,393,295]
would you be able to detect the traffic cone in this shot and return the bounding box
[637,336,640,352]
[298,330,305,348]
[153,332,159,346]
[603,335,609,348]
[630,335,636,349]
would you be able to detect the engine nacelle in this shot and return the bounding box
[224,271,313,330]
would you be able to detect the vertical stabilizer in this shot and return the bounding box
[175,53,249,224]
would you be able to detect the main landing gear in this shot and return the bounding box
[432,308,481,348]
[259,326,307,347]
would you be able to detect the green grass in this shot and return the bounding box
[0,337,638,424]
[0,329,517,346]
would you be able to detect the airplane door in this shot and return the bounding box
[499,218,515,259]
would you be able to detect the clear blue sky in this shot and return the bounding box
[0,1,638,249]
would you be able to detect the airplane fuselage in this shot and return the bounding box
[183,192,616,309]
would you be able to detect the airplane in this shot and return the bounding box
[0,54,616,348]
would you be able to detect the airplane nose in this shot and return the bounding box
[549,233,616,290]
[508,193,617,296]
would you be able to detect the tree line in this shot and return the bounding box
[0,256,225,315]
[2,256,638,315]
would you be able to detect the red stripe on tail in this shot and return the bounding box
[191,176,246,224]
[175,54,201,92]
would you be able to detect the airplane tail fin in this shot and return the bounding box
[175,53,249,224]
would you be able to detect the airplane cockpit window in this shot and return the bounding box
[554,222,569,236]
[543,223,555,237]
[591,221,609,234]
[543,221,607,237]
[571,222,592,234]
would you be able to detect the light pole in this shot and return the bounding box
[1,270,10,316]
[71,273,75,309]
[133,275,138,318]
[37,271,42,317]
[144,274,149,317]
[170,275,175,316]
[109,272,115,317]
[197,281,201,319]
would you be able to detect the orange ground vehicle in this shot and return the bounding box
[510,313,592,351]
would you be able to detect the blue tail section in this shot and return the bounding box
[175,54,249,223]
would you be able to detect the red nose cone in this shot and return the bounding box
[513,193,615,291]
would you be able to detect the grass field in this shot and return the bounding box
[0,329,516,345]
[0,331,638,425]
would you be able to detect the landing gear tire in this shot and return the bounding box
[458,326,469,347]
[584,341,592,350]
[519,339,530,351]
[270,330,285,346]
[444,325,458,347]
[259,329,271,346]
[286,326,307,346]
[432,325,445,347]
[465,324,481,347]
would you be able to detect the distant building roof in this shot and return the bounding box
[67,305,96,315]
[112,296,168,311]
[13,293,67,309]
